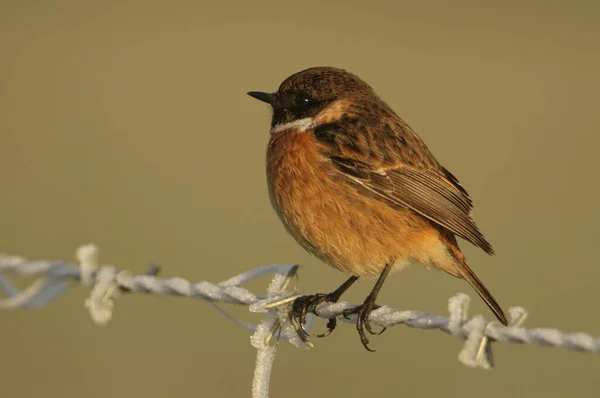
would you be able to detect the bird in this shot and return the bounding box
[247,66,507,351]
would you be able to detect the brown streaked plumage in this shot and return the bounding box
[248,66,507,351]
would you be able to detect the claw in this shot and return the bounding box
[291,293,333,337]
[376,327,387,336]
[298,318,310,336]
[300,303,309,327]
[317,318,337,338]
[290,276,360,341]
[343,302,383,351]
[364,308,387,335]
[357,308,375,351]
[290,293,342,338]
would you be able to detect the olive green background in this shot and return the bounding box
[1,1,599,397]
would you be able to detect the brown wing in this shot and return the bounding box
[329,156,494,254]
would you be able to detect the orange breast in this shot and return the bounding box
[266,128,448,277]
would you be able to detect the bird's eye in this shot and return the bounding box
[294,92,314,108]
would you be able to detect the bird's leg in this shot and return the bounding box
[342,263,392,352]
[291,275,358,337]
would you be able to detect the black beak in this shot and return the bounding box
[247,91,276,105]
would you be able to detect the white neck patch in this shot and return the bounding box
[270,117,316,135]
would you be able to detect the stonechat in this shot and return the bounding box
[248,66,507,351]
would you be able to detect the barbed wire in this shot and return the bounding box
[2,244,599,398]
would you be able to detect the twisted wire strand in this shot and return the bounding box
[2,244,600,397]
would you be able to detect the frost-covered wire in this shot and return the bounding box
[2,245,600,398]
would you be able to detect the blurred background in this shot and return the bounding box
[1,1,599,397]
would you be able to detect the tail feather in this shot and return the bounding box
[436,229,507,325]
[454,259,508,326]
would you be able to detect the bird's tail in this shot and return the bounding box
[441,232,508,326]
[453,257,508,326]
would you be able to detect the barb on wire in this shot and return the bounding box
[1,245,600,398]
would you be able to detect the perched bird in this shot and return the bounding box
[248,66,507,351]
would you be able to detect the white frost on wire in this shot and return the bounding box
[2,245,600,397]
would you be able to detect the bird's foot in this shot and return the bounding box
[291,292,343,338]
[342,300,386,352]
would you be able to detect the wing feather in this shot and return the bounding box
[329,157,494,254]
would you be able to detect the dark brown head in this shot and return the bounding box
[248,67,375,129]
